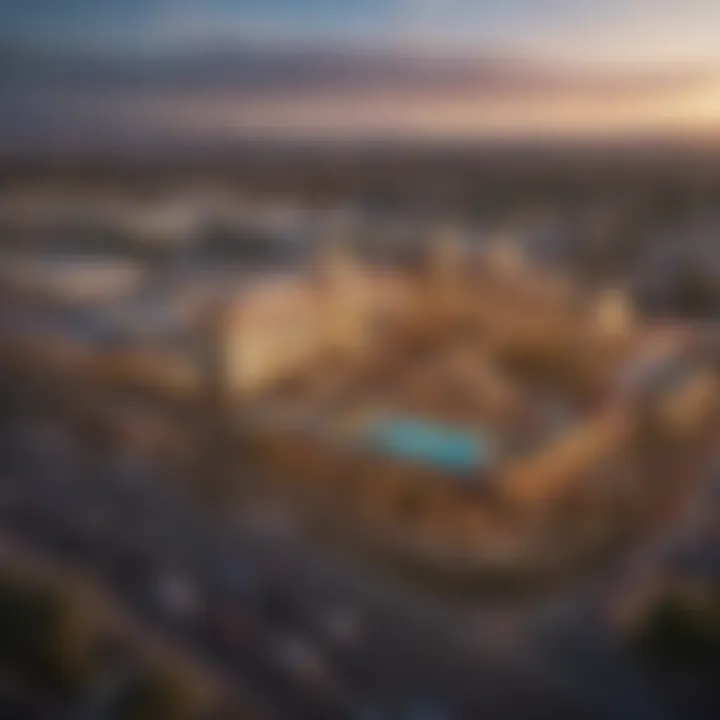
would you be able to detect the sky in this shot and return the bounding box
[2,1,720,149]
[5,0,720,63]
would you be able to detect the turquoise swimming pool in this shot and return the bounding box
[364,417,493,474]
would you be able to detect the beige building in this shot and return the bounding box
[219,239,630,396]
[222,244,387,395]
[224,276,326,395]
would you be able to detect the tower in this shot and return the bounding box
[594,287,635,341]
[425,225,467,324]
[429,226,465,291]
[483,233,525,278]
[315,241,369,356]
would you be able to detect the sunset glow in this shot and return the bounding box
[3,1,720,146]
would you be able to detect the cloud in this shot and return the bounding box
[3,42,715,96]
[1,41,719,150]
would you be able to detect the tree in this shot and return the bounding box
[114,670,196,720]
[633,590,720,667]
[0,581,97,693]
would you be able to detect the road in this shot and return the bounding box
[0,369,718,719]
[0,381,596,720]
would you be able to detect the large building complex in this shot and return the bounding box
[1,220,717,576]
[216,233,718,571]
